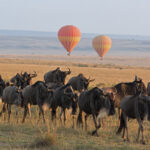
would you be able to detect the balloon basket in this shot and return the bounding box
[67,53,70,56]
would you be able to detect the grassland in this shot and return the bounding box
[0,57,150,150]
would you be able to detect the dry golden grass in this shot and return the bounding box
[0,57,150,150]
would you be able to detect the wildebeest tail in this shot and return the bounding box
[116,112,125,134]
[20,92,24,107]
[77,111,83,126]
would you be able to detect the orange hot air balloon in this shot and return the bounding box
[92,35,112,59]
[58,25,81,56]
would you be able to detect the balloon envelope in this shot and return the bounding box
[58,25,81,55]
[92,35,112,59]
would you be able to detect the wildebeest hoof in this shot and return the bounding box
[92,131,99,137]
[140,140,146,145]
[123,138,130,142]
[136,139,139,143]
[116,131,121,135]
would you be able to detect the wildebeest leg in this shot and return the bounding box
[15,106,19,123]
[118,108,122,125]
[22,105,28,123]
[97,118,101,129]
[27,103,31,118]
[7,104,11,123]
[122,112,129,142]
[77,110,83,128]
[52,109,57,126]
[0,103,7,121]
[39,105,45,123]
[63,108,66,125]
[92,114,99,136]
[122,127,125,138]
[101,118,105,128]
[116,112,124,135]
[85,114,89,132]
[37,111,41,124]
[60,108,63,124]
[72,115,75,128]
[137,119,145,144]
[136,126,140,142]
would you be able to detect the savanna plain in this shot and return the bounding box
[0,57,150,150]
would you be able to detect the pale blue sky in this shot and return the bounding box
[0,0,149,35]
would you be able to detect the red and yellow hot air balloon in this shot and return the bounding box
[58,25,81,56]
[92,35,112,59]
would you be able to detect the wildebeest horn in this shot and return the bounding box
[70,85,74,92]
[30,71,37,78]
[89,79,95,82]
[135,75,137,81]
[88,76,95,82]
[66,67,71,74]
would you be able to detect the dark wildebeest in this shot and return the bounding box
[113,76,147,108]
[50,83,78,127]
[0,75,7,103]
[44,67,71,84]
[21,71,37,86]
[0,86,22,122]
[10,71,37,89]
[111,76,147,119]
[68,73,95,92]
[21,81,51,123]
[116,93,150,144]
[77,87,115,136]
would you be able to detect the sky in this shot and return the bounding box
[0,0,150,35]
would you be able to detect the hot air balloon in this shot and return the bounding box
[58,25,81,56]
[92,35,112,60]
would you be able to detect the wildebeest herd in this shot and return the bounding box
[0,67,150,145]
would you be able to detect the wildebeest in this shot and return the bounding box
[68,73,95,92]
[10,71,37,89]
[116,93,150,144]
[110,76,147,121]
[21,81,51,123]
[0,75,7,103]
[77,87,115,136]
[50,83,78,126]
[0,86,22,122]
[21,71,37,85]
[44,67,71,84]
[113,76,147,108]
